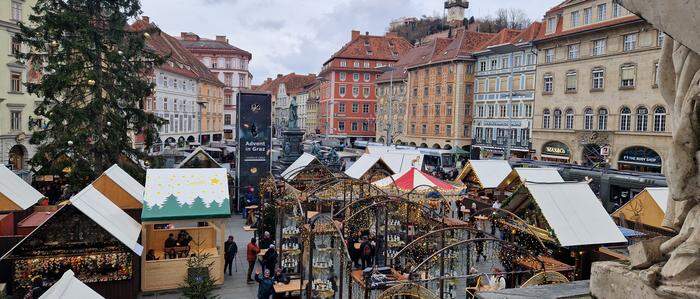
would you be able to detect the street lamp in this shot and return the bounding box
[376,66,397,146]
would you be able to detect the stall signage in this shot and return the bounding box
[237,92,272,206]
[542,141,570,156]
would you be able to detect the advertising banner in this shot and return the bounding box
[236,92,272,210]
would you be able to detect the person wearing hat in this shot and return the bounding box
[254,268,275,299]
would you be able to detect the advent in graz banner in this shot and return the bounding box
[236,92,272,209]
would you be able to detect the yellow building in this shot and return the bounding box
[0,0,38,172]
[197,80,225,144]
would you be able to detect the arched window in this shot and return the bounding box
[584,108,594,130]
[543,109,551,129]
[636,106,649,131]
[565,109,574,129]
[553,109,562,129]
[598,108,608,130]
[654,106,667,132]
[620,106,631,131]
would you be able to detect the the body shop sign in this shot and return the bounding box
[237,92,272,208]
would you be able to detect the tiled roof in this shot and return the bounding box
[377,41,436,83]
[254,73,317,96]
[535,15,640,42]
[481,29,524,48]
[325,31,412,64]
[178,35,252,59]
[512,22,543,44]
[391,29,494,71]
[131,18,224,86]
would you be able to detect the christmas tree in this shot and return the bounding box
[16,0,166,191]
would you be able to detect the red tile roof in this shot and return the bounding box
[131,18,224,86]
[481,29,524,48]
[254,73,317,96]
[513,22,543,44]
[535,15,640,42]
[388,29,495,71]
[178,33,252,60]
[325,31,412,64]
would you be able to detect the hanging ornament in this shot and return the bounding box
[62,119,68,126]
[117,50,123,55]
[143,32,151,39]
[50,40,58,47]
[106,121,111,126]
[87,79,96,86]
[67,140,73,146]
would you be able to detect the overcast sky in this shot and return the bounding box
[141,0,561,85]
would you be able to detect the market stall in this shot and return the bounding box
[502,181,627,279]
[611,187,669,231]
[344,154,395,182]
[140,168,230,292]
[454,160,512,208]
[177,147,224,169]
[38,270,105,299]
[281,153,334,191]
[497,168,563,201]
[0,165,43,212]
[0,185,143,299]
[91,165,145,220]
[373,167,458,194]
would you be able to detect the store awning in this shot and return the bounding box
[39,270,105,299]
[142,168,231,221]
[71,185,144,255]
[0,165,43,211]
[524,181,627,247]
[456,160,512,189]
[373,167,457,192]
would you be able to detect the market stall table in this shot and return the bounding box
[274,279,307,294]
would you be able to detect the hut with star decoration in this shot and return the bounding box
[139,168,230,292]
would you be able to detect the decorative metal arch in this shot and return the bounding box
[391,225,497,266]
[377,283,439,299]
[471,207,549,252]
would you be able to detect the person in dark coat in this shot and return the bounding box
[164,233,177,259]
[359,238,375,269]
[259,231,273,249]
[255,269,275,299]
[224,235,238,276]
[262,244,278,272]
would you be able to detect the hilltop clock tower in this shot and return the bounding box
[445,0,469,24]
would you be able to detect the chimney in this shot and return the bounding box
[142,16,150,23]
[216,35,228,43]
[277,74,283,79]
[180,32,199,41]
[351,30,360,40]
[365,31,369,36]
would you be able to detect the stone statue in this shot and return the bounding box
[287,97,298,129]
[590,2,700,298]
[311,142,321,157]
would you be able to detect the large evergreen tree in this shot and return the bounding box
[16,0,165,191]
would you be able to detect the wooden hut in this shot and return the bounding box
[177,147,224,169]
[455,160,512,207]
[91,165,145,221]
[140,168,230,292]
[0,165,43,212]
[612,187,670,232]
[0,185,143,299]
[280,153,333,191]
[502,181,627,279]
[344,154,395,182]
[497,168,563,201]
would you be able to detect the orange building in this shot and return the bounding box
[401,28,494,151]
[318,30,411,144]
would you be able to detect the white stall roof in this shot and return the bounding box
[39,270,104,299]
[281,153,318,181]
[525,182,627,247]
[71,185,144,255]
[378,152,423,174]
[178,147,223,168]
[467,160,512,188]
[645,187,669,213]
[102,165,145,204]
[345,154,381,179]
[0,165,43,210]
[515,168,564,183]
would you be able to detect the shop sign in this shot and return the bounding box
[237,92,272,204]
[542,141,570,157]
[475,119,526,128]
[620,147,662,165]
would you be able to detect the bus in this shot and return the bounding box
[366,145,457,173]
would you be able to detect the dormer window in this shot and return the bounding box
[547,17,556,33]
[367,50,373,56]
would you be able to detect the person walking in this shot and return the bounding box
[254,268,275,299]
[224,235,238,276]
[246,238,260,284]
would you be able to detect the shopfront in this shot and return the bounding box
[540,141,571,163]
[617,146,662,173]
